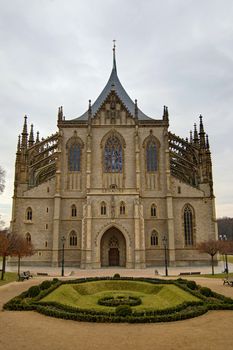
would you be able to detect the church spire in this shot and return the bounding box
[112,39,117,73]
[21,115,28,148]
[29,124,34,147]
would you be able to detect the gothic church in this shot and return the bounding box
[11,46,217,268]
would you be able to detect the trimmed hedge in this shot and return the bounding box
[4,276,233,323]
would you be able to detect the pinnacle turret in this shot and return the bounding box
[199,115,206,148]
[36,131,40,143]
[193,123,199,145]
[21,115,28,148]
[29,124,34,147]
[163,106,169,121]
[58,106,63,122]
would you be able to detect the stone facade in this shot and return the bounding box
[10,49,218,268]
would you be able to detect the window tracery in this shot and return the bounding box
[184,204,194,246]
[69,231,77,246]
[104,135,122,173]
[147,140,157,172]
[101,202,107,215]
[151,231,158,246]
[68,143,81,171]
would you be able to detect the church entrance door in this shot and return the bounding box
[100,227,126,267]
[109,248,119,266]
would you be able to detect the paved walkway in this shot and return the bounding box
[1,269,233,350]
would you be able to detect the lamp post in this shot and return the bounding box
[219,234,228,275]
[162,236,168,277]
[61,236,66,277]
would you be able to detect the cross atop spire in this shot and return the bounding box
[112,39,117,72]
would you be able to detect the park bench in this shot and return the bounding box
[179,272,201,276]
[19,271,32,281]
[223,277,233,286]
[37,272,48,276]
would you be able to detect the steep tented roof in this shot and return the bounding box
[74,47,152,121]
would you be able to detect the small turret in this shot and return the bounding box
[88,100,92,123]
[28,124,34,147]
[199,115,206,148]
[21,115,28,148]
[163,106,169,122]
[36,131,40,143]
[57,106,63,123]
[134,99,138,121]
[206,134,210,151]
[193,123,199,145]
[189,130,193,143]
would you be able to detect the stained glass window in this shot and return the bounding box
[184,205,194,246]
[104,136,122,173]
[69,143,81,171]
[147,141,157,172]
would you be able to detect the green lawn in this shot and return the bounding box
[41,280,200,312]
[0,272,17,286]
[219,255,233,264]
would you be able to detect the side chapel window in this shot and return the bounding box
[101,202,107,215]
[147,140,157,172]
[151,204,156,217]
[120,201,126,215]
[25,233,31,244]
[68,143,81,171]
[151,231,158,246]
[71,204,77,217]
[69,231,77,246]
[26,207,32,221]
[184,205,194,246]
[104,135,122,173]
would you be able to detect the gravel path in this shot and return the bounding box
[0,274,233,350]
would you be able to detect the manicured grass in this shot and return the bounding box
[42,280,200,312]
[219,255,233,264]
[0,272,18,286]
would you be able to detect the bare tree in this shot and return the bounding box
[11,234,34,279]
[0,165,5,194]
[196,240,221,275]
[0,230,14,280]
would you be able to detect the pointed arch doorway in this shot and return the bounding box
[100,227,126,267]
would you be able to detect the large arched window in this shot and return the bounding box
[104,135,122,173]
[184,205,194,246]
[120,201,126,215]
[146,140,157,172]
[26,207,32,221]
[151,231,158,246]
[71,204,77,217]
[69,231,77,246]
[25,232,31,244]
[151,204,157,217]
[101,202,107,215]
[68,143,81,171]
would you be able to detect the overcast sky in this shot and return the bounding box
[0,0,233,226]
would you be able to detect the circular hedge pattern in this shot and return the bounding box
[98,295,141,307]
